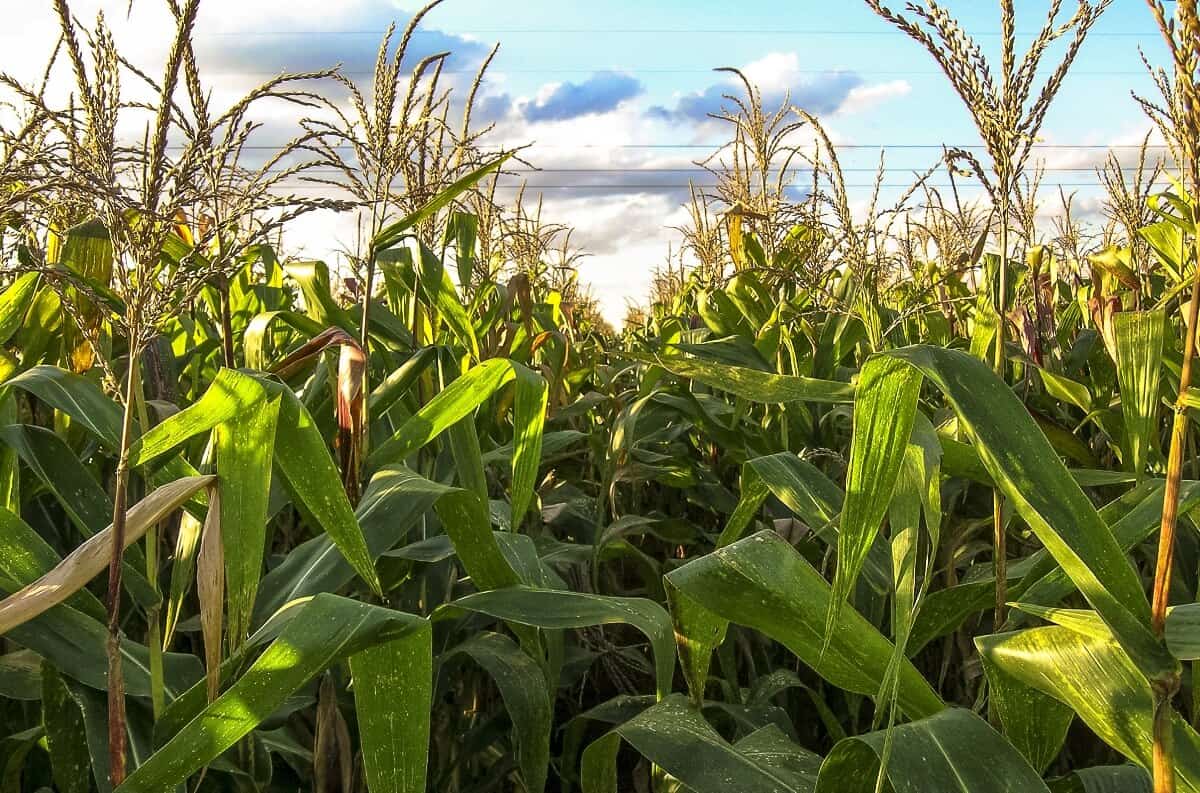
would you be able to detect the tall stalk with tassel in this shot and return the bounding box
[1141,2,1200,790]
[865,0,1111,628]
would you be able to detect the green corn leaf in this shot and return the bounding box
[734,724,824,792]
[449,407,489,499]
[717,452,891,594]
[978,625,1200,791]
[282,260,355,330]
[129,368,268,468]
[444,632,552,793]
[445,210,478,287]
[0,589,201,700]
[813,708,1051,793]
[366,359,547,535]
[416,239,480,360]
[1113,310,1165,476]
[1140,219,1185,282]
[447,586,673,699]
[970,306,999,361]
[371,154,512,254]
[162,508,202,650]
[368,346,438,415]
[665,531,943,720]
[0,365,204,499]
[481,429,586,466]
[253,464,450,624]
[0,425,156,607]
[259,379,381,596]
[56,219,116,372]
[41,663,91,793]
[0,424,113,534]
[367,358,516,467]
[243,310,326,371]
[910,479,1200,652]
[1036,367,1093,412]
[349,619,433,793]
[3,365,123,449]
[719,453,841,547]
[581,694,819,793]
[1050,766,1151,793]
[254,463,526,630]
[0,395,15,512]
[215,393,279,645]
[13,284,63,366]
[0,475,213,636]
[672,336,775,372]
[118,594,431,793]
[0,724,44,793]
[882,429,941,660]
[629,350,855,404]
[0,506,106,622]
[1165,604,1200,660]
[432,482,523,592]
[980,635,1074,773]
[880,345,1171,680]
[716,461,772,548]
[872,445,927,778]
[511,365,548,529]
[53,672,117,793]
[0,273,40,345]
[664,577,727,707]
[0,650,40,701]
[827,355,922,642]
[1010,604,1112,639]
[132,371,266,640]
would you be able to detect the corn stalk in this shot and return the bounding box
[866,0,1111,631]
[1143,2,1200,790]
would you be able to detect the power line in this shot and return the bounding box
[219,68,1163,77]
[164,143,1173,150]
[258,166,1158,175]
[197,28,1164,37]
[270,182,1116,190]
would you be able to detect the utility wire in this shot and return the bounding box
[217,68,1165,77]
[164,143,1174,150]
[271,182,1120,190]
[196,28,1166,37]
[255,166,1162,174]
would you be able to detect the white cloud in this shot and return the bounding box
[836,80,912,116]
[741,52,804,95]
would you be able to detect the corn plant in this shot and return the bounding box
[5,1,1200,793]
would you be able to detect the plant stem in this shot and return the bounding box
[358,190,390,469]
[1152,212,1200,793]
[1153,284,1199,635]
[360,249,376,359]
[218,279,235,369]
[992,195,1010,628]
[360,187,391,366]
[131,364,164,718]
[1155,676,1180,793]
[106,347,141,786]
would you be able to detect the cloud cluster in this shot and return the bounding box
[520,72,644,122]
[649,71,863,124]
[193,1,491,76]
[645,52,895,125]
[475,71,645,124]
[479,51,909,128]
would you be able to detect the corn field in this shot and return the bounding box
[1,0,1200,791]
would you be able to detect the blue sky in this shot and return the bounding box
[6,0,1176,322]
